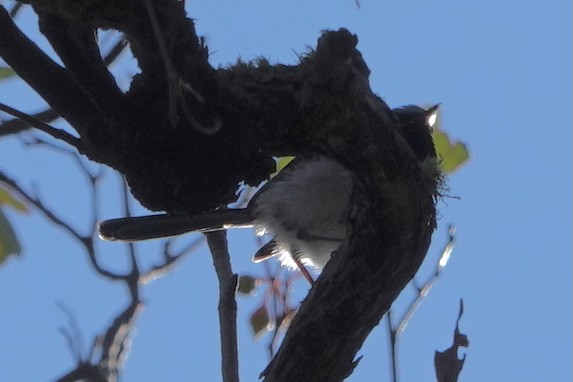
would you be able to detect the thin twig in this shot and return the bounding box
[22,133,102,186]
[22,127,114,277]
[0,108,61,137]
[9,2,25,18]
[396,225,456,335]
[3,124,165,381]
[0,170,125,280]
[102,37,129,67]
[261,263,303,359]
[120,179,140,277]
[0,170,84,242]
[2,153,145,381]
[98,298,143,382]
[56,301,86,363]
[386,225,457,382]
[20,134,76,155]
[0,102,82,149]
[139,236,204,284]
[206,231,239,382]
[387,311,398,382]
[141,0,180,126]
[266,267,281,359]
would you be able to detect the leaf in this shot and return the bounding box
[0,67,16,81]
[433,128,469,174]
[434,299,469,382]
[236,275,259,295]
[0,208,22,266]
[426,106,469,174]
[271,156,295,178]
[250,305,272,338]
[0,186,28,212]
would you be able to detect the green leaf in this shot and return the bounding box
[237,275,259,295]
[250,305,272,338]
[424,105,469,174]
[432,129,470,174]
[0,67,16,81]
[0,208,22,266]
[0,186,28,212]
[271,156,295,178]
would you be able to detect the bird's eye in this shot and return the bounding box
[427,111,438,128]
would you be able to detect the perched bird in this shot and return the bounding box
[99,105,440,280]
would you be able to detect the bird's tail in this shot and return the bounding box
[98,209,253,242]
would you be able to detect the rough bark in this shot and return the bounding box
[0,2,437,380]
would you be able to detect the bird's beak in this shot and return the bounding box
[426,104,441,114]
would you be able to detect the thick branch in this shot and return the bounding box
[0,6,110,150]
[260,30,437,381]
[35,9,130,125]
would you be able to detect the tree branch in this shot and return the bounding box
[139,237,204,284]
[207,231,239,382]
[35,9,130,125]
[0,102,82,149]
[0,32,128,137]
[387,225,457,382]
[0,170,85,242]
[396,225,456,335]
[0,107,60,137]
[0,6,110,144]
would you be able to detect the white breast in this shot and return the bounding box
[252,157,353,269]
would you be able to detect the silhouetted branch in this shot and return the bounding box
[0,28,128,137]
[0,102,81,149]
[8,2,25,18]
[56,301,87,364]
[32,156,142,381]
[0,164,143,381]
[102,37,128,67]
[207,231,239,382]
[257,262,301,359]
[387,311,398,382]
[55,362,107,382]
[98,297,142,382]
[397,225,456,335]
[139,236,204,284]
[387,225,457,382]
[0,108,61,137]
[0,168,123,281]
[0,7,109,140]
[0,170,86,242]
[36,10,128,124]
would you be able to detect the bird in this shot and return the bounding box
[99,105,441,281]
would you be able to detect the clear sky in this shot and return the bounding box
[0,1,571,381]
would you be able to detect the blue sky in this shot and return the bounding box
[0,1,571,381]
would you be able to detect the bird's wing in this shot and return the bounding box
[252,239,281,263]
